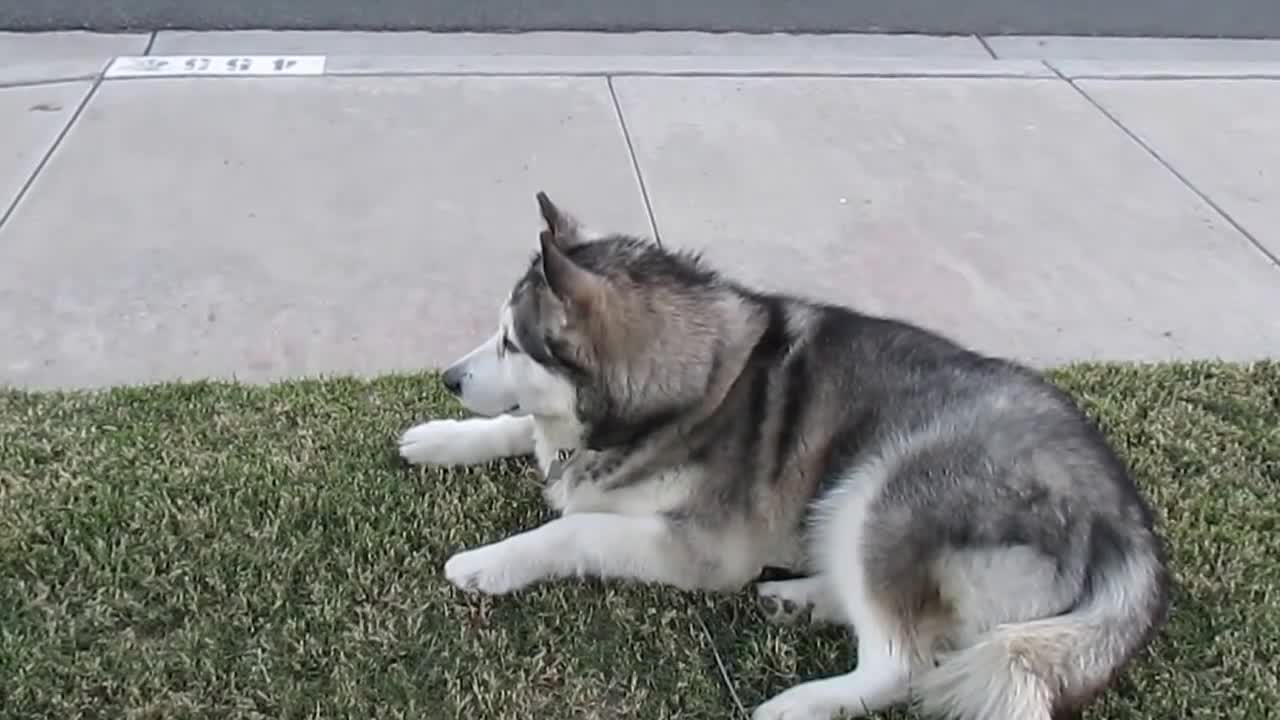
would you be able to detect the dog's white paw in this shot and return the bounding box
[398,420,473,466]
[752,684,838,720]
[444,543,533,595]
[756,581,814,626]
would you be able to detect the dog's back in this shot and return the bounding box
[732,293,1169,720]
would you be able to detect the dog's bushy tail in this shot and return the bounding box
[915,545,1168,720]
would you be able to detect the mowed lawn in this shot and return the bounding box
[1,362,1277,720]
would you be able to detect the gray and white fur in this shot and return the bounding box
[399,192,1170,720]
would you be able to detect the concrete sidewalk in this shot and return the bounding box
[3,31,1280,390]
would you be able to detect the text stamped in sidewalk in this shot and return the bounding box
[105,55,327,79]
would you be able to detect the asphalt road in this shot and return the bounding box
[4,0,1280,38]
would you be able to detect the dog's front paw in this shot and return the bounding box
[752,683,838,720]
[399,420,472,466]
[444,543,534,595]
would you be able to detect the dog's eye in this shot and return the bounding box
[502,336,522,355]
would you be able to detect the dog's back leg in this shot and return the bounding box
[756,575,846,626]
[752,593,915,720]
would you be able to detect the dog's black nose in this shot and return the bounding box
[441,367,464,396]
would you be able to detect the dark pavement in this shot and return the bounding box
[4,0,1280,38]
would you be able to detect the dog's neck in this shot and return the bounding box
[603,293,774,461]
[532,414,586,460]
[532,292,770,465]
[692,294,777,422]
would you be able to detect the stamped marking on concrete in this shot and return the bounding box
[105,55,327,79]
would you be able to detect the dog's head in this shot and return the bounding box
[440,192,732,450]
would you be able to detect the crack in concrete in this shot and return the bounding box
[0,74,103,234]
[607,75,663,247]
[1053,62,1280,272]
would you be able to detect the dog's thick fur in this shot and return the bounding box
[399,193,1170,720]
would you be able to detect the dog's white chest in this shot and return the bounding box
[538,451,696,516]
[531,420,697,516]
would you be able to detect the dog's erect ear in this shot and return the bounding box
[536,191,584,245]
[540,228,602,311]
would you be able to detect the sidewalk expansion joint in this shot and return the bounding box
[1052,64,1280,272]
[607,76,663,247]
[321,70,1051,79]
[975,34,999,59]
[0,74,103,233]
[0,76,98,91]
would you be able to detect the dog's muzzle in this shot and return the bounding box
[441,365,464,395]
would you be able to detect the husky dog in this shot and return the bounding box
[399,192,1169,720]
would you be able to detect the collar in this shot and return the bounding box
[545,447,581,484]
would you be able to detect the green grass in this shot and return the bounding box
[1,362,1277,719]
